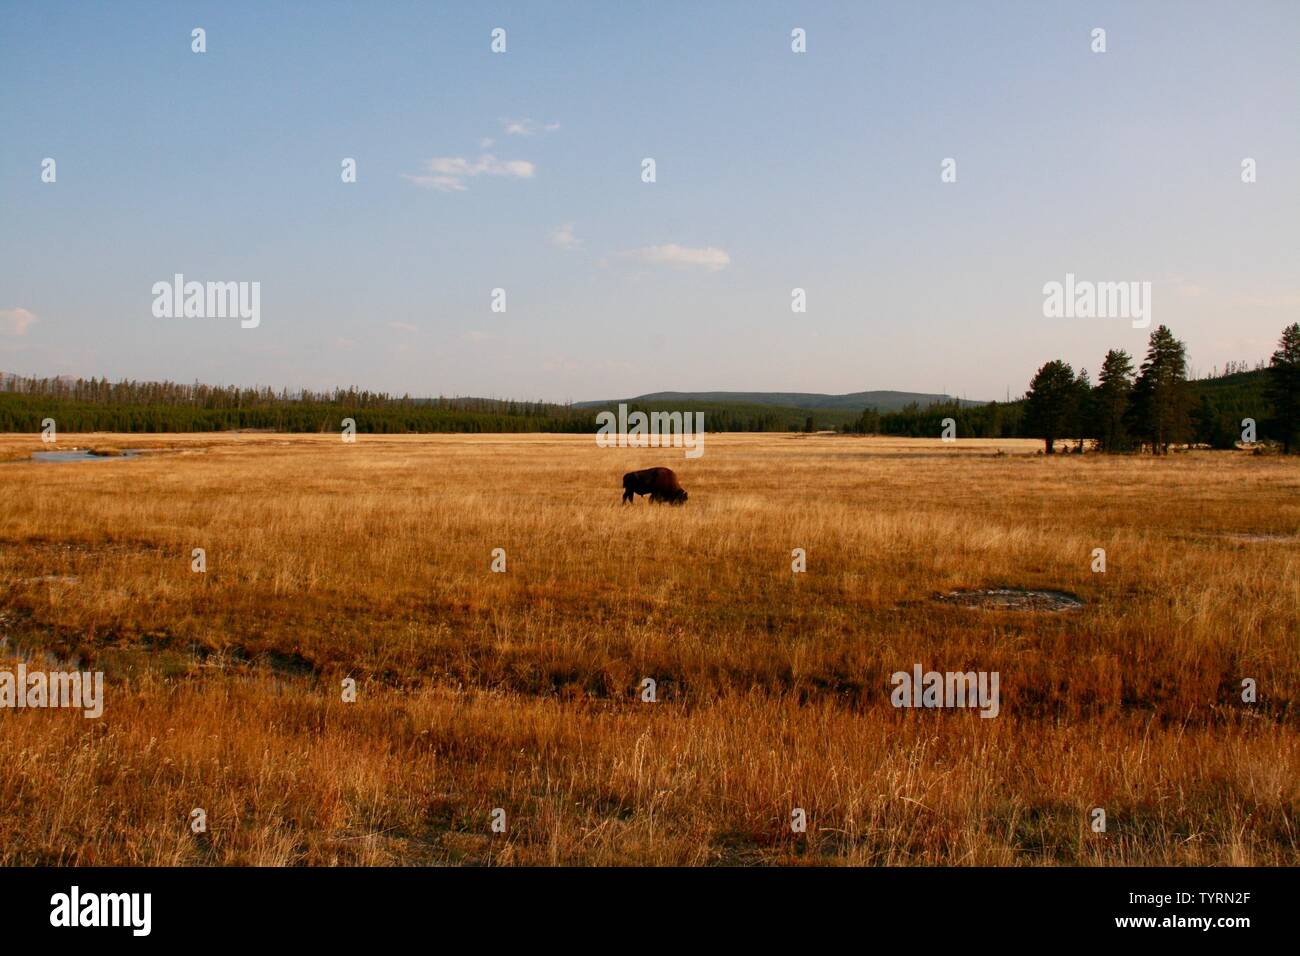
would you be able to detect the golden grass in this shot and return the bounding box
[0,432,1296,865]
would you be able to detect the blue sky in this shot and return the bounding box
[2,1,1297,402]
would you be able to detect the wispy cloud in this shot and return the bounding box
[550,223,581,251]
[0,307,38,336]
[619,244,731,272]
[502,117,559,136]
[388,321,418,333]
[404,154,536,192]
[1239,292,1300,309]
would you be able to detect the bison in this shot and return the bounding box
[622,467,688,505]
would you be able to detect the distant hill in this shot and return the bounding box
[576,390,987,413]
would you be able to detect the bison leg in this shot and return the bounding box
[622,488,634,504]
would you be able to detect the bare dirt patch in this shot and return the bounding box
[936,588,1085,612]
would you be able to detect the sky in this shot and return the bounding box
[1,1,1297,403]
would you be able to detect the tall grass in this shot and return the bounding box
[0,432,1296,864]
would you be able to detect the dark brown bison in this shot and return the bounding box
[622,467,688,505]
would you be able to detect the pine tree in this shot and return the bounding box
[1094,349,1134,452]
[852,407,881,434]
[1023,360,1076,454]
[1191,393,1237,449]
[1073,368,1092,452]
[1266,323,1300,454]
[1127,326,1190,454]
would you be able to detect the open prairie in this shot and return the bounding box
[1,432,1297,865]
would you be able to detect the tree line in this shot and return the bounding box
[844,400,1024,439]
[840,323,1299,452]
[0,376,593,434]
[1022,323,1300,454]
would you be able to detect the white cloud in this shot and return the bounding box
[0,308,38,336]
[551,223,581,250]
[622,244,731,272]
[388,321,418,333]
[403,154,536,192]
[502,118,560,136]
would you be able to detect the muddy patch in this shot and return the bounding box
[30,449,143,462]
[936,588,1085,612]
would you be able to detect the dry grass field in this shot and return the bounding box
[0,431,1297,866]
